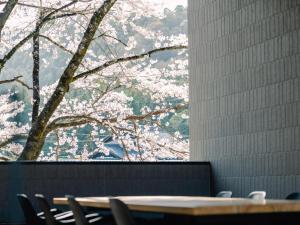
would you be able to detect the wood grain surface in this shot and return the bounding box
[53,196,300,216]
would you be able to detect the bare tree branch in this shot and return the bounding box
[91,82,121,107]
[15,78,33,90]
[44,103,187,161]
[72,45,188,81]
[146,137,189,157]
[42,1,79,20]
[39,34,92,72]
[45,115,103,133]
[0,1,95,15]
[0,75,21,85]
[0,134,27,148]
[117,103,187,122]
[45,103,188,133]
[0,0,79,73]
[39,34,74,55]
[47,12,78,21]
[0,75,32,89]
[102,33,127,47]
[0,156,9,161]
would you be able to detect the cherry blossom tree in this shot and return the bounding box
[0,0,189,161]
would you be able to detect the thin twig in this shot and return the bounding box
[73,45,188,81]
[0,75,32,89]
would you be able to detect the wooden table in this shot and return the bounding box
[53,196,300,216]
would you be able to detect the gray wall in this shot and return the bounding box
[189,0,300,198]
[0,162,211,223]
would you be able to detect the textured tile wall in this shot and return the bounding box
[189,0,300,198]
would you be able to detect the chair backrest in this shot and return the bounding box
[109,198,136,225]
[216,191,232,198]
[66,195,89,225]
[17,194,43,225]
[248,191,266,200]
[286,192,300,200]
[35,194,57,225]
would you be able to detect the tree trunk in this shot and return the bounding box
[32,28,40,124]
[0,0,18,38]
[18,130,46,160]
[18,0,117,160]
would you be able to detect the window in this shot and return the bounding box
[0,0,188,161]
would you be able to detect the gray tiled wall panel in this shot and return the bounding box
[189,0,300,198]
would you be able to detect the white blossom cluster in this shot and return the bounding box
[0,93,29,158]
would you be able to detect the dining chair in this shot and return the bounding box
[35,194,75,225]
[17,194,46,225]
[66,195,104,225]
[286,192,300,200]
[17,193,69,219]
[109,198,137,225]
[216,191,232,198]
[248,191,266,200]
